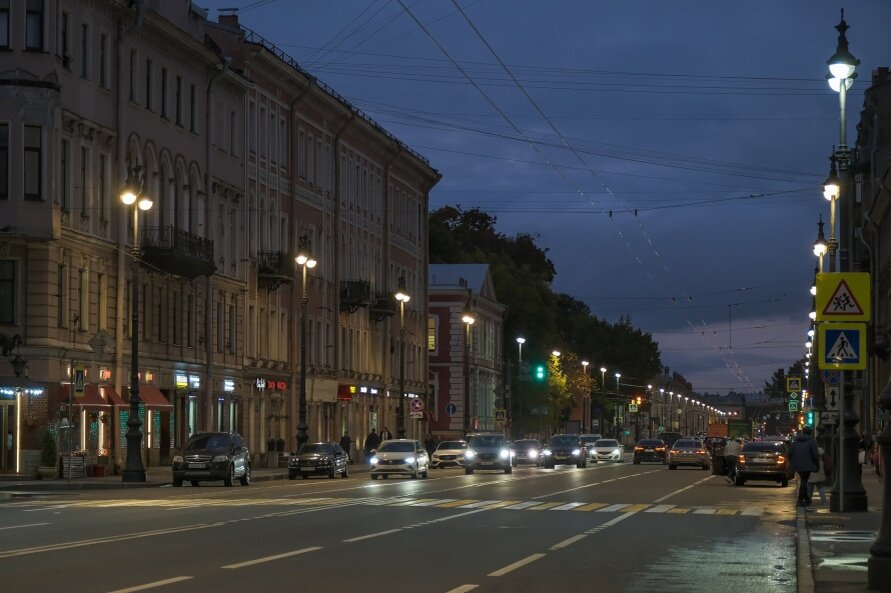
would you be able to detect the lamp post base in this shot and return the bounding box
[121,468,146,482]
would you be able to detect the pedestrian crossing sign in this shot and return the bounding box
[815,272,870,322]
[818,322,866,370]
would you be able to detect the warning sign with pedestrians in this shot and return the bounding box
[786,377,801,392]
[815,272,870,322]
[818,322,866,370]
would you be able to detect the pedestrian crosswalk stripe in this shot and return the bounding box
[667,508,691,514]
[410,499,456,507]
[504,501,544,510]
[571,502,609,512]
[549,502,587,511]
[436,499,479,508]
[391,498,437,506]
[621,504,651,513]
[716,509,737,515]
[645,504,675,513]
[597,504,630,513]
[741,507,763,516]
[482,500,523,509]
[528,502,564,511]
[693,508,717,515]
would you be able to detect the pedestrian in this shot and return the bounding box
[380,426,393,441]
[723,437,741,484]
[807,444,828,504]
[339,433,352,464]
[789,425,820,507]
[364,429,380,461]
[424,434,437,457]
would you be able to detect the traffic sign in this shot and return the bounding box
[788,391,798,400]
[409,411,423,419]
[494,409,506,423]
[818,322,866,370]
[74,365,85,398]
[788,400,798,412]
[820,410,840,425]
[786,377,801,392]
[445,403,458,416]
[410,398,424,412]
[821,369,840,385]
[826,386,840,411]
[628,403,638,413]
[816,272,870,322]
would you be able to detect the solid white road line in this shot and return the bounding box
[106,576,193,593]
[550,534,587,550]
[488,553,547,577]
[653,475,715,503]
[602,512,638,528]
[343,528,403,543]
[0,522,50,530]
[445,585,479,593]
[222,546,321,569]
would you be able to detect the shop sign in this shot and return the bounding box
[176,374,189,389]
[189,375,201,389]
[223,379,236,392]
[338,384,356,401]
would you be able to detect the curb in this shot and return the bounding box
[797,506,815,593]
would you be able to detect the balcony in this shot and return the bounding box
[369,293,396,322]
[340,280,372,313]
[257,251,293,291]
[140,226,216,279]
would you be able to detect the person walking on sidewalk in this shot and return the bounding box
[807,444,828,504]
[724,437,741,484]
[790,426,820,507]
[340,433,352,464]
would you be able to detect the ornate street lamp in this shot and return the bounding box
[120,164,152,483]
[461,298,475,435]
[514,337,525,440]
[394,275,410,439]
[295,236,317,449]
[581,361,590,432]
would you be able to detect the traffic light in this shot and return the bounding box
[806,410,815,427]
[636,396,642,405]
[798,414,805,426]
[534,364,546,381]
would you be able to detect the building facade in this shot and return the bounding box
[0,0,438,475]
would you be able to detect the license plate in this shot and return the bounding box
[752,458,770,463]
[480,461,493,466]
[556,455,568,459]
[189,463,207,469]
[300,466,314,472]
[645,449,653,452]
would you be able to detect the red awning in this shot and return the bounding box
[121,385,172,408]
[61,384,112,408]
[102,385,127,407]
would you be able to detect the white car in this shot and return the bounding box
[370,439,430,479]
[591,438,625,463]
[579,434,602,461]
[430,440,467,468]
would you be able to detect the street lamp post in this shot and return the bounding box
[395,276,410,439]
[614,372,621,440]
[295,236,317,450]
[515,337,525,440]
[581,361,590,432]
[120,165,152,483]
[462,300,475,435]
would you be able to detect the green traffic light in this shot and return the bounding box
[535,365,546,380]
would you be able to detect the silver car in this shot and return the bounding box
[590,438,625,463]
[370,439,430,479]
[430,440,466,468]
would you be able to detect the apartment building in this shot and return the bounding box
[0,1,438,475]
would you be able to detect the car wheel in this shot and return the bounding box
[191,481,200,487]
[328,467,336,479]
[288,471,297,480]
[299,474,307,479]
[422,465,429,478]
[465,467,474,475]
[734,475,746,486]
[411,468,418,479]
[577,461,585,469]
[669,464,677,470]
[173,480,182,487]
[633,459,640,465]
[701,463,709,471]
[382,474,389,479]
[240,464,251,486]
[504,466,512,474]
[342,465,350,478]
[781,478,789,487]
[223,465,234,487]
[371,474,379,480]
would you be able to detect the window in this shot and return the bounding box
[0,260,14,324]
[259,106,266,159]
[97,273,106,330]
[160,67,168,118]
[229,111,236,155]
[24,125,42,201]
[57,263,68,328]
[189,84,196,133]
[59,138,69,210]
[98,32,108,88]
[79,146,90,217]
[80,23,89,79]
[248,101,256,153]
[25,0,43,51]
[77,268,87,330]
[216,298,224,352]
[228,302,235,354]
[128,49,136,101]
[427,315,437,351]
[186,293,194,347]
[144,58,153,110]
[156,286,164,342]
[172,291,181,345]
[0,1,10,49]
[175,76,182,125]
[98,153,108,221]
[0,123,7,200]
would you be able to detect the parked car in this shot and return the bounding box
[464,433,512,474]
[590,438,625,463]
[579,434,602,461]
[288,442,350,479]
[633,439,667,464]
[734,440,792,487]
[511,439,542,466]
[172,432,250,487]
[542,434,588,469]
[667,438,710,470]
[430,440,467,468]
[370,439,430,479]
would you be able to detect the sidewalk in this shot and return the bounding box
[800,467,886,593]
[0,463,372,495]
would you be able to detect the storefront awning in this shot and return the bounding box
[122,386,173,408]
[60,384,113,408]
[103,385,127,407]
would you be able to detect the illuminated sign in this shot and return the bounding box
[223,379,235,392]
[176,374,188,388]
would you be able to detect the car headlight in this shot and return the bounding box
[465,450,476,459]
[173,455,183,463]
[612,449,621,455]
[370,456,379,465]
[529,450,538,458]
[405,457,416,464]
[542,449,552,456]
[572,449,581,456]
[500,449,509,459]
[212,455,229,463]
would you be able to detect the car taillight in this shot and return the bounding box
[634,447,643,451]
[776,455,785,464]
[655,447,666,451]
[737,454,746,463]
[696,450,706,455]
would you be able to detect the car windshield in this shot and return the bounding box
[515,440,539,448]
[298,444,334,454]
[436,441,466,450]
[674,440,701,449]
[742,442,784,453]
[638,440,663,446]
[378,441,415,453]
[469,436,504,448]
[594,440,619,448]
[185,434,231,451]
[550,436,577,447]
[579,436,598,444]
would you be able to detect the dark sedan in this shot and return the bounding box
[633,439,667,464]
[734,441,792,487]
[542,434,587,469]
[511,439,542,466]
[289,442,350,479]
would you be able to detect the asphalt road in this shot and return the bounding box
[0,461,797,593]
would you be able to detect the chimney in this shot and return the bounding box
[218,11,239,28]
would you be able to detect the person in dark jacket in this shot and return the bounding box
[339,433,352,463]
[364,429,380,460]
[789,426,820,507]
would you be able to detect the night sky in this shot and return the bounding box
[196,0,891,394]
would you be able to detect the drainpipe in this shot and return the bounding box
[112,0,145,469]
[203,59,231,431]
[332,112,354,433]
[860,96,881,436]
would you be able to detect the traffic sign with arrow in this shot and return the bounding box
[826,386,840,411]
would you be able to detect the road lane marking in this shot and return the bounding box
[596,504,630,513]
[528,502,564,511]
[445,586,478,593]
[106,576,193,593]
[667,508,691,514]
[488,553,546,577]
[0,522,50,530]
[437,499,480,508]
[549,502,587,511]
[222,546,321,569]
[504,501,544,510]
[653,475,715,503]
[742,507,764,516]
[531,469,660,498]
[343,528,403,542]
[572,502,608,512]
[693,508,717,515]
[550,534,587,550]
[621,504,651,513]
[602,511,637,527]
[645,504,675,513]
